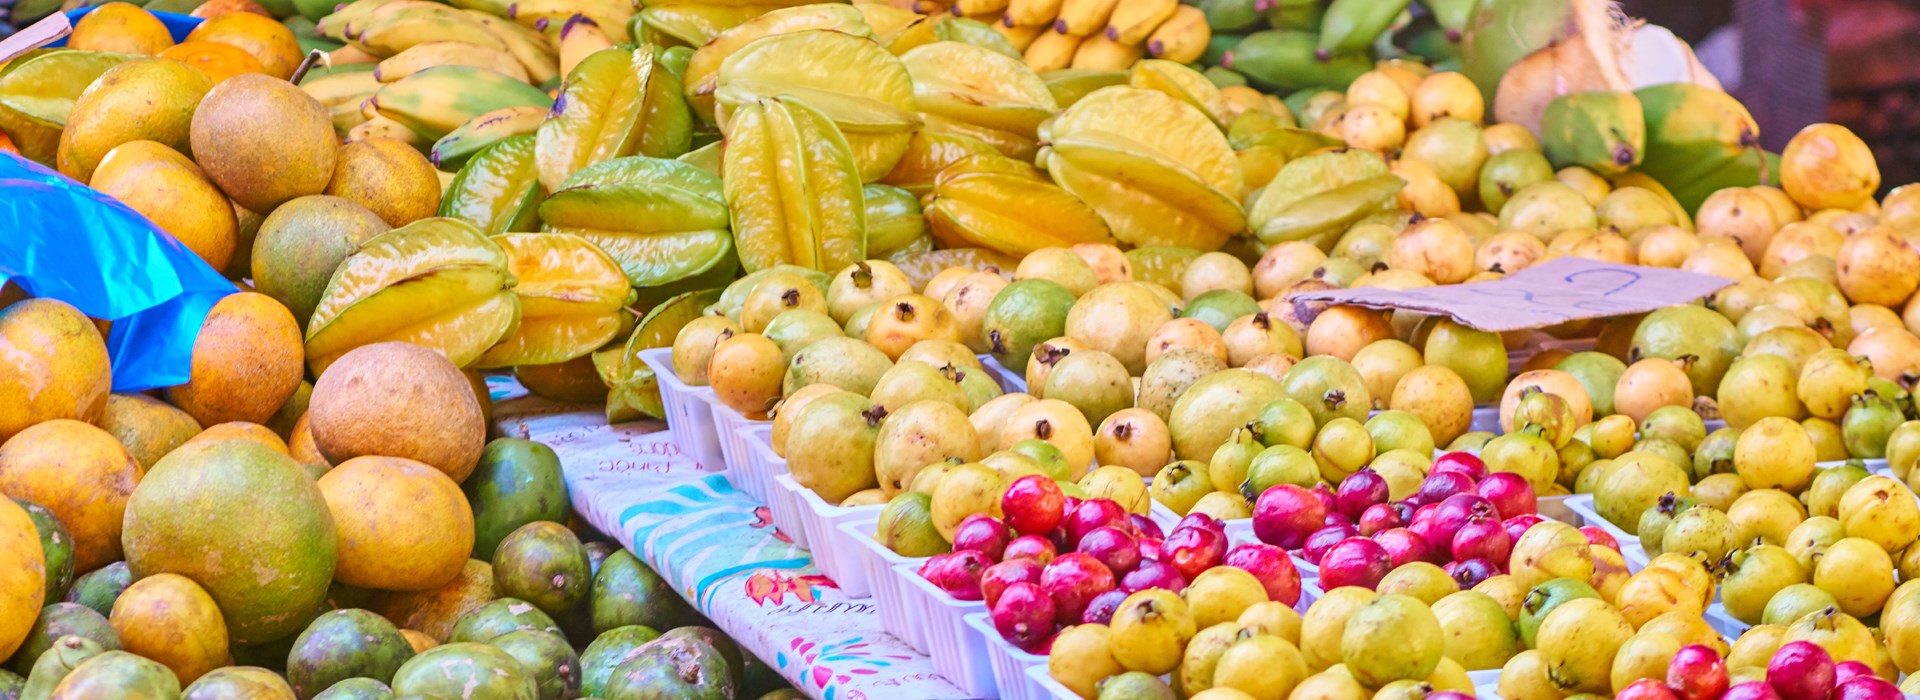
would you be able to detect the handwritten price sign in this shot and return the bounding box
[1288,258,1734,332]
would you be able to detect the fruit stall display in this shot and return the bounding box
[7,0,1920,696]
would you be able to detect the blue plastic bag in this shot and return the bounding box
[0,153,234,392]
[51,7,203,45]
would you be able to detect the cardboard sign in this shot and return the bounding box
[0,14,72,66]
[1288,258,1734,332]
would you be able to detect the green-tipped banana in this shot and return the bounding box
[1264,1,1323,31]
[354,4,507,57]
[1317,0,1410,57]
[371,65,554,141]
[1541,90,1645,178]
[1419,0,1475,38]
[1636,83,1761,199]
[1222,30,1371,92]
[1199,0,1270,33]
[431,105,549,170]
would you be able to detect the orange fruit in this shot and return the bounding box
[317,456,474,591]
[158,41,267,84]
[68,3,174,55]
[165,292,305,426]
[186,12,303,80]
[370,559,495,642]
[183,421,291,454]
[288,412,330,470]
[0,132,17,155]
[0,298,112,442]
[88,140,239,272]
[189,0,271,18]
[110,573,229,684]
[325,138,442,227]
[309,342,487,483]
[0,419,142,572]
[0,497,44,660]
[97,393,204,471]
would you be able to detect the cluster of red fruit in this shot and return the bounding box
[1619,641,1901,700]
[1251,452,1620,589]
[916,474,1305,652]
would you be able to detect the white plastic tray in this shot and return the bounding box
[709,399,772,503]
[753,443,808,549]
[965,612,1046,700]
[775,471,883,598]
[898,563,995,697]
[839,516,929,653]
[637,347,725,474]
[1562,493,1638,547]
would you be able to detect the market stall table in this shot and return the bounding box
[485,376,974,700]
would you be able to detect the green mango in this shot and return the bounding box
[591,551,685,636]
[464,439,569,563]
[389,644,537,700]
[5,605,117,676]
[286,609,416,697]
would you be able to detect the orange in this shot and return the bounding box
[158,41,267,84]
[166,292,305,426]
[97,393,204,471]
[0,497,43,660]
[317,456,474,591]
[309,342,487,483]
[0,419,142,572]
[0,298,112,442]
[186,12,303,80]
[88,140,238,272]
[182,421,291,454]
[288,412,330,470]
[110,573,229,684]
[189,0,271,18]
[67,3,174,55]
[370,559,495,642]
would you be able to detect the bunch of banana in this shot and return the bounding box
[1003,0,1204,72]
[303,218,521,375]
[367,65,554,142]
[1195,0,1477,90]
[538,156,738,288]
[298,64,382,137]
[429,105,548,170]
[472,232,636,367]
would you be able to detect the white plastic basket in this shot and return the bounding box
[838,516,929,652]
[976,353,1029,395]
[709,399,771,502]
[1026,663,1081,700]
[964,612,1046,700]
[637,348,725,473]
[897,563,995,697]
[1561,493,1639,547]
[774,471,883,597]
[764,471,810,550]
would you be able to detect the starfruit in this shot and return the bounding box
[713,29,920,182]
[932,18,1021,58]
[471,232,634,368]
[440,133,543,235]
[919,111,1039,163]
[676,141,723,174]
[855,3,932,54]
[304,218,520,375]
[925,153,1114,255]
[1041,86,1246,249]
[1126,247,1204,290]
[878,129,999,197]
[595,288,722,423]
[1130,59,1233,129]
[535,45,693,193]
[635,4,783,48]
[1039,69,1128,109]
[722,96,866,273]
[864,184,928,257]
[682,4,872,123]
[0,50,136,163]
[1247,148,1405,245]
[901,41,1057,140]
[538,156,735,288]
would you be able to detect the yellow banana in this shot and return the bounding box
[508,0,634,42]
[1069,31,1142,70]
[370,65,555,140]
[463,9,562,85]
[956,0,1008,17]
[1022,28,1083,72]
[992,20,1047,51]
[327,45,383,65]
[1052,0,1117,36]
[349,115,433,150]
[330,100,373,136]
[557,15,615,77]
[375,41,530,83]
[1144,5,1206,63]
[1103,0,1174,45]
[354,4,506,58]
[301,70,384,106]
[1005,0,1062,27]
[445,0,512,18]
[321,0,428,42]
[429,105,548,169]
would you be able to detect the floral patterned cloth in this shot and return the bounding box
[487,377,973,700]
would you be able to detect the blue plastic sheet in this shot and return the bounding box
[51,7,203,45]
[0,153,235,392]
